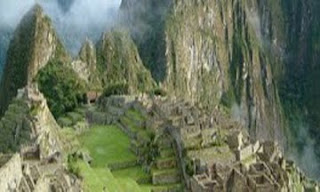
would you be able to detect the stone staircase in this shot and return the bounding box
[150,136,183,192]
[115,105,183,192]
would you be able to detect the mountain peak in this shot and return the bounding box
[0,4,69,116]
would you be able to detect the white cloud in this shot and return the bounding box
[0,0,122,54]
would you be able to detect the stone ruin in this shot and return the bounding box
[0,153,81,192]
[0,84,80,192]
[0,154,22,191]
[86,95,137,125]
[145,97,320,192]
[20,144,40,161]
[17,84,62,161]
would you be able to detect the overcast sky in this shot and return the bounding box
[0,0,122,54]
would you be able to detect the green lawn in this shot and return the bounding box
[77,125,152,192]
[112,166,149,181]
[79,125,136,167]
[77,161,121,192]
[77,161,148,192]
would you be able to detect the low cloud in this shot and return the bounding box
[0,0,122,54]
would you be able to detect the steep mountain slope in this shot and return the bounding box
[0,0,319,182]
[0,27,12,78]
[272,0,320,177]
[120,0,172,82]
[121,0,284,142]
[96,29,156,93]
[0,4,70,116]
[165,0,285,142]
[0,4,156,121]
[120,0,320,178]
[71,40,98,84]
[0,84,62,159]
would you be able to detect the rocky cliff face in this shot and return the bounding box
[96,29,155,93]
[21,84,62,160]
[165,0,285,143]
[0,4,156,120]
[0,27,12,79]
[0,0,318,181]
[121,0,320,178]
[269,0,320,178]
[0,84,62,159]
[121,0,284,143]
[0,4,69,116]
[119,0,172,82]
[70,40,97,84]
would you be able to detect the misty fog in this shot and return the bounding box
[0,0,122,55]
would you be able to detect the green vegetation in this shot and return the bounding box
[67,154,81,177]
[59,127,80,153]
[57,117,73,127]
[37,60,86,118]
[112,166,150,182]
[96,29,155,93]
[0,9,36,116]
[75,160,147,192]
[0,5,70,117]
[127,109,146,122]
[122,0,171,82]
[0,99,31,152]
[57,110,85,127]
[220,89,236,108]
[79,125,136,166]
[120,116,152,141]
[102,83,129,98]
[74,125,152,192]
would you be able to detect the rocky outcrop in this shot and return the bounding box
[121,0,284,143]
[19,84,62,160]
[0,153,81,192]
[120,0,172,82]
[166,0,285,143]
[70,39,99,85]
[0,154,23,192]
[120,0,320,179]
[0,84,62,159]
[96,29,155,93]
[0,4,70,116]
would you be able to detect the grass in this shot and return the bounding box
[159,148,175,158]
[59,127,80,153]
[120,116,152,141]
[112,166,149,181]
[151,168,179,177]
[72,124,183,192]
[77,161,120,192]
[77,161,149,192]
[79,125,136,167]
[127,109,145,121]
[77,125,152,192]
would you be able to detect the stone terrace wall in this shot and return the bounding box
[0,154,23,192]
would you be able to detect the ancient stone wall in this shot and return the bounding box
[236,145,253,161]
[0,154,23,192]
